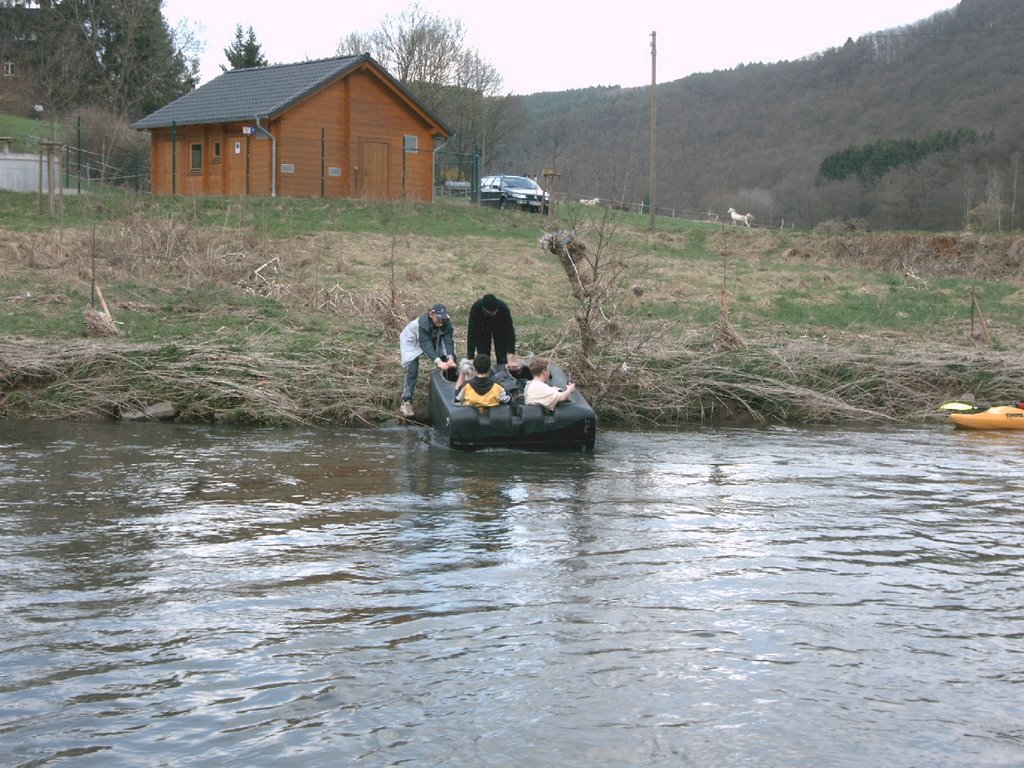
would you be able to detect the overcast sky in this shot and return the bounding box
[162,0,957,95]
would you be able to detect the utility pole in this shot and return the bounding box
[649,31,657,232]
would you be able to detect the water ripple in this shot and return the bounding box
[1,421,1022,767]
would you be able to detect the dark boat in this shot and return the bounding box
[428,363,596,451]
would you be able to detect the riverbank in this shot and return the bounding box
[3,193,1023,427]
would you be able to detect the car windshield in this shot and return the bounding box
[503,176,539,190]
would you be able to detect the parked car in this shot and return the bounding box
[479,175,549,213]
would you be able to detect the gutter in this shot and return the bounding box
[254,116,277,197]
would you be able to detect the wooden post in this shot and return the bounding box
[543,167,560,222]
[649,31,657,232]
[971,288,993,345]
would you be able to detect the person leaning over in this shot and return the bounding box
[455,353,510,412]
[524,358,576,409]
[467,293,519,370]
[398,304,456,417]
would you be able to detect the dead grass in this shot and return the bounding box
[4,214,1024,427]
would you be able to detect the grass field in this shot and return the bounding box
[3,188,1024,426]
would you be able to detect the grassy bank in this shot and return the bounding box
[3,189,1024,427]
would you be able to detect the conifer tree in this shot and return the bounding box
[222,24,268,71]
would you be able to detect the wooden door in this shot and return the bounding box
[362,141,389,199]
[227,136,248,196]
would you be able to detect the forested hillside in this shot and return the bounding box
[491,0,1024,231]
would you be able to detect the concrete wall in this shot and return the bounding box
[0,152,63,193]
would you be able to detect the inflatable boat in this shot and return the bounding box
[428,363,596,451]
[948,404,1024,430]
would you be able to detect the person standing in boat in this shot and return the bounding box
[524,358,576,409]
[467,294,519,371]
[398,304,456,417]
[455,354,510,412]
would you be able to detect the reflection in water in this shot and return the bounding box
[1,420,1022,767]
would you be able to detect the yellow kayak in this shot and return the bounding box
[949,405,1024,430]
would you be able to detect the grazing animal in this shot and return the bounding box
[728,207,754,227]
[579,197,601,205]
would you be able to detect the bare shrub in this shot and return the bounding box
[540,209,662,407]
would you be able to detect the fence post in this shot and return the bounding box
[172,122,177,195]
[77,113,82,194]
[474,148,480,204]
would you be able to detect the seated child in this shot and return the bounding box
[455,353,510,412]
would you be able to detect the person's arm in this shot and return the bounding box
[441,323,456,365]
[466,302,479,358]
[502,304,516,356]
[418,318,448,366]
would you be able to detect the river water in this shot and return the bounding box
[0,419,1021,767]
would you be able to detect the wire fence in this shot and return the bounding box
[0,127,728,227]
[0,142,148,195]
[434,149,479,202]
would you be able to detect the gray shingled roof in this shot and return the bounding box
[132,54,447,133]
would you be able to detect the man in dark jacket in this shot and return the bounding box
[467,294,519,370]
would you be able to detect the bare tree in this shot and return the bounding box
[336,2,510,160]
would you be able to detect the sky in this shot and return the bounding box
[162,0,958,95]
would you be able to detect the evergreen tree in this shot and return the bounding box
[31,0,197,119]
[222,24,267,71]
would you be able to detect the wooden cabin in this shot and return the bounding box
[131,54,450,201]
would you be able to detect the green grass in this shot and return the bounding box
[4,186,1023,353]
[0,113,67,153]
[0,188,558,241]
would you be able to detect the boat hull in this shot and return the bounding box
[949,405,1024,430]
[428,363,596,451]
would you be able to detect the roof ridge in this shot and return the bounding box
[228,53,364,76]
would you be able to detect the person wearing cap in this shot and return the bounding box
[467,293,519,370]
[398,304,457,417]
[524,357,576,410]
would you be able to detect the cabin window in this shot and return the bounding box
[190,142,202,173]
[212,141,221,163]
[3,58,13,77]
[403,135,418,153]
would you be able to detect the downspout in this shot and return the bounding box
[254,116,277,197]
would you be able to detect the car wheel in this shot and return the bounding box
[499,197,508,210]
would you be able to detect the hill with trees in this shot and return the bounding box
[490,0,1024,231]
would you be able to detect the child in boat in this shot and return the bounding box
[524,358,577,410]
[455,353,510,412]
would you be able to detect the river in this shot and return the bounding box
[1,419,1021,767]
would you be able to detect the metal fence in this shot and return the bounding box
[0,143,147,195]
[434,149,480,202]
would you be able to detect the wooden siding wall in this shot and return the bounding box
[146,65,442,202]
[149,124,272,197]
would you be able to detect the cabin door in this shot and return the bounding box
[362,141,389,199]
[226,136,248,195]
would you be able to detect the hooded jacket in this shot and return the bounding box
[458,374,507,411]
[400,312,454,365]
